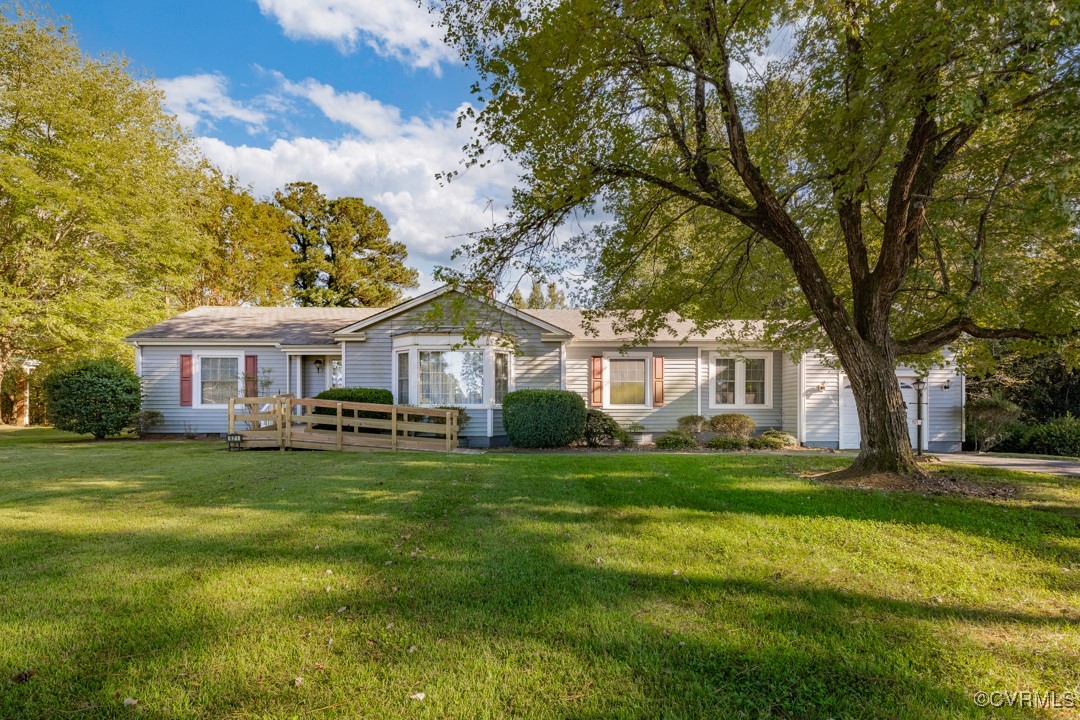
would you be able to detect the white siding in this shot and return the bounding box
[139,345,288,434]
[781,354,800,435]
[802,354,840,448]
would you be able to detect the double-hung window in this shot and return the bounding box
[709,352,772,409]
[195,354,242,408]
[609,358,647,406]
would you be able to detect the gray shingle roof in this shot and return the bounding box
[127,304,764,345]
[126,306,384,345]
[523,309,764,342]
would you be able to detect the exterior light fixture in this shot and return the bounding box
[941,380,951,391]
[313,358,324,373]
[816,382,827,391]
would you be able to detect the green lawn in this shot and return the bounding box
[1,430,1078,719]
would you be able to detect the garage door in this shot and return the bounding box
[840,378,921,450]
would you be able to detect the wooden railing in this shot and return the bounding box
[227,396,459,453]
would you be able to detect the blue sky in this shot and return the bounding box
[48,0,516,294]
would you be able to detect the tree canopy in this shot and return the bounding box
[275,181,419,307]
[0,8,207,402]
[439,0,1080,474]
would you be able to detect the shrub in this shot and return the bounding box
[967,396,1022,451]
[761,429,798,447]
[708,413,756,439]
[129,410,164,438]
[706,436,747,451]
[43,358,141,440]
[1025,415,1080,457]
[748,435,785,450]
[313,387,394,431]
[583,408,625,447]
[655,430,699,450]
[995,421,1033,453]
[502,390,587,448]
[676,415,708,433]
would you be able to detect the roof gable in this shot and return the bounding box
[333,286,573,338]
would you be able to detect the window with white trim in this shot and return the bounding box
[609,358,647,406]
[393,339,515,408]
[396,351,410,404]
[709,352,772,409]
[195,354,242,408]
[419,350,484,405]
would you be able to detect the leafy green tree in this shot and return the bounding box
[182,173,293,307]
[526,279,547,309]
[508,287,526,309]
[0,8,207,405]
[43,358,141,439]
[439,0,1079,476]
[274,182,419,307]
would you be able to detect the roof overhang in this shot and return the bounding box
[124,337,282,347]
[278,344,343,355]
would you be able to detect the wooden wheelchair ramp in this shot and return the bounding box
[228,396,459,453]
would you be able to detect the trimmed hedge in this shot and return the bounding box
[43,358,141,440]
[676,415,708,433]
[761,429,798,448]
[313,388,394,432]
[708,413,756,439]
[706,436,747,451]
[502,390,586,448]
[748,435,785,450]
[655,430,699,450]
[583,408,625,447]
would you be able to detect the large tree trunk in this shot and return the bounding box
[835,343,922,476]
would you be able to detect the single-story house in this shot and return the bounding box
[125,286,965,451]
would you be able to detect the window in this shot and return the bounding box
[715,358,736,405]
[329,359,344,389]
[609,358,647,406]
[744,358,766,405]
[710,353,772,408]
[397,352,410,404]
[418,350,484,405]
[199,356,240,407]
[494,352,510,404]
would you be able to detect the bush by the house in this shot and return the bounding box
[761,429,798,447]
[582,408,627,447]
[655,430,699,450]
[708,413,756,439]
[502,389,586,448]
[128,409,164,438]
[1024,415,1080,457]
[966,396,1022,451]
[313,387,394,431]
[676,415,708,433]
[748,435,785,450]
[706,435,747,451]
[43,358,141,440]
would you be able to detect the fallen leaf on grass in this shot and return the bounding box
[123,698,138,707]
[410,692,425,701]
[294,677,304,687]
[11,669,34,684]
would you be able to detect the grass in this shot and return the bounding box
[0,429,1077,719]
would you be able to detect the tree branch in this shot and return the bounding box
[896,317,1078,356]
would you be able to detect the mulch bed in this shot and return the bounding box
[809,468,1019,499]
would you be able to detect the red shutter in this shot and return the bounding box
[244,355,258,397]
[653,356,665,407]
[590,356,603,407]
[179,355,192,406]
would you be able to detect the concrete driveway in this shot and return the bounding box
[936,453,1080,478]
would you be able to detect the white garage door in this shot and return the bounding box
[840,378,922,450]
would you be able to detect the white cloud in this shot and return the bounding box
[156,73,268,132]
[275,76,402,138]
[193,97,517,294]
[255,0,455,72]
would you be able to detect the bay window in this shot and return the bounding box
[393,339,514,407]
[709,352,772,409]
